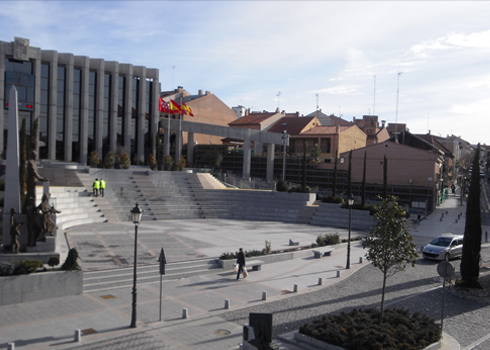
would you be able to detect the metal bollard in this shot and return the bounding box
[440,217,443,221]
[74,329,81,342]
[224,299,230,309]
[262,291,267,300]
[486,232,488,243]
[293,284,298,293]
[456,219,458,223]
[337,270,341,278]
[182,308,188,319]
[359,257,363,263]
[8,343,15,350]
[318,277,323,285]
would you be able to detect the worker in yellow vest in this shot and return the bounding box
[100,178,106,197]
[93,178,100,197]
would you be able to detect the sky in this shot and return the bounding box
[2,1,490,145]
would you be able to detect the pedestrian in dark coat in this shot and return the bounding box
[236,248,246,279]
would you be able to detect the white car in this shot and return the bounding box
[422,233,464,261]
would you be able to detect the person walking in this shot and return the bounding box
[93,178,100,197]
[236,248,246,280]
[100,178,106,197]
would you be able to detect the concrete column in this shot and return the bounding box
[163,116,170,157]
[93,59,105,159]
[174,116,182,161]
[254,141,263,155]
[122,64,133,153]
[243,138,251,179]
[266,143,274,182]
[0,42,5,155]
[32,50,41,156]
[44,50,58,160]
[136,67,146,164]
[60,53,74,162]
[187,132,194,165]
[149,69,159,158]
[75,56,89,165]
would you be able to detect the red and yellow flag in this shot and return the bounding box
[169,99,181,114]
[159,97,170,113]
[181,100,194,117]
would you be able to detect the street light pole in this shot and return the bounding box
[130,203,143,328]
[282,130,288,181]
[346,196,354,269]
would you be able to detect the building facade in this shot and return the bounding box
[0,37,160,165]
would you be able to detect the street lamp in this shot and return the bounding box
[130,203,143,328]
[346,196,354,269]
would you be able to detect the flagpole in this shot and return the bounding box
[179,97,183,159]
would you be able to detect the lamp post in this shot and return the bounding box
[130,203,143,328]
[282,130,288,181]
[346,196,354,269]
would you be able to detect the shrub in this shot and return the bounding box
[163,155,173,171]
[103,151,114,169]
[276,179,288,192]
[48,256,60,271]
[287,185,312,193]
[120,153,130,169]
[322,195,344,204]
[316,233,340,247]
[89,150,101,168]
[0,261,15,276]
[14,259,44,275]
[177,155,186,171]
[148,154,158,171]
[299,308,441,350]
[61,248,81,271]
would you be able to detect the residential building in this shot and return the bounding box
[0,36,160,165]
[305,110,353,127]
[353,115,390,146]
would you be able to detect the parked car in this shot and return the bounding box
[422,233,464,261]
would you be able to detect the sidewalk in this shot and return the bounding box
[1,192,488,350]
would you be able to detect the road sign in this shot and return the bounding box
[437,260,455,278]
[158,248,167,275]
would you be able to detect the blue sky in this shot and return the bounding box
[2,1,490,145]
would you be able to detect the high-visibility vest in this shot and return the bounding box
[100,180,106,189]
[93,180,100,189]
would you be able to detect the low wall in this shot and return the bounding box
[0,270,83,306]
[218,246,336,270]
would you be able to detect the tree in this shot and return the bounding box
[89,150,101,168]
[361,152,367,208]
[332,150,338,197]
[103,151,114,169]
[310,144,321,164]
[460,144,482,287]
[383,155,388,198]
[363,195,418,324]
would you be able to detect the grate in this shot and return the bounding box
[81,328,97,335]
[100,295,115,299]
[215,329,231,336]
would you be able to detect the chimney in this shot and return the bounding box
[276,107,280,113]
[381,120,386,128]
[336,125,340,133]
[198,89,203,95]
[205,91,211,95]
[177,86,183,92]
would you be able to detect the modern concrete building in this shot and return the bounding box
[0,37,160,165]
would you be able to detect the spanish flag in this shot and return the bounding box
[169,99,181,114]
[181,100,194,117]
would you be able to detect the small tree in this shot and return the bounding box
[89,150,101,168]
[103,151,114,169]
[177,155,186,171]
[120,152,130,169]
[163,155,174,171]
[148,154,158,171]
[361,151,367,208]
[48,256,60,271]
[363,195,418,324]
[460,144,482,287]
[310,144,321,164]
[61,248,81,271]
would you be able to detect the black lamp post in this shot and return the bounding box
[346,196,354,269]
[282,130,288,181]
[130,203,143,328]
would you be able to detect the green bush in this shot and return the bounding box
[120,153,130,169]
[14,259,44,275]
[48,256,60,270]
[322,195,344,204]
[103,151,114,169]
[0,261,15,276]
[61,248,81,271]
[163,155,174,171]
[316,233,340,247]
[89,150,101,168]
[299,308,441,350]
[287,185,312,193]
[148,154,158,171]
[276,179,288,192]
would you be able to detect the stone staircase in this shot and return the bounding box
[308,202,374,231]
[83,258,221,293]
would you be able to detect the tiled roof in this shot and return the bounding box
[415,134,453,156]
[229,112,278,126]
[301,126,350,135]
[267,116,317,135]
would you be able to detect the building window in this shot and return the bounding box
[103,73,111,156]
[320,138,331,153]
[56,66,66,160]
[117,76,125,148]
[88,71,96,156]
[72,68,81,162]
[39,63,49,159]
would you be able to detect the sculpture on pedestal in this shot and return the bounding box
[37,193,61,240]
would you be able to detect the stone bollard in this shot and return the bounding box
[359,257,363,263]
[440,217,443,221]
[182,308,188,319]
[8,343,14,350]
[456,219,458,223]
[446,211,448,215]
[293,284,298,293]
[224,299,230,309]
[337,270,341,278]
[74,329,81,342]
[486,232,488,243]
[318,277,323,285]
[262,291,267,300]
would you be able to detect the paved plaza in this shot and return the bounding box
[1,185,490,349]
